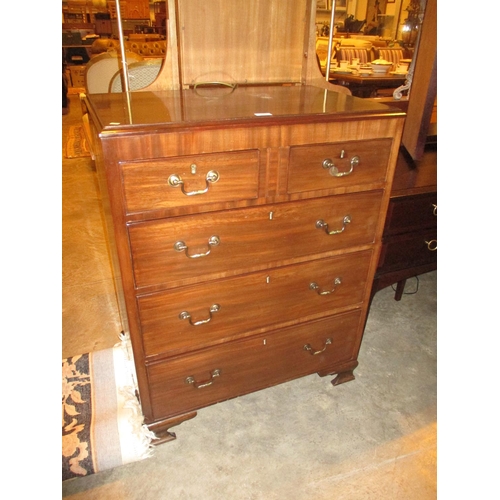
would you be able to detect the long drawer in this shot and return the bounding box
[378,229,437,272]
[121,149,261,213]
[287,138,392,194]
[138,250,372,358]
[128,191,383,290]
[147,310,362,420]
[384,192,437,236]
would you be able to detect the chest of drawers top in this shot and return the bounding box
[87,85,403,136]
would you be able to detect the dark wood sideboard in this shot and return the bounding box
[369,0,437,302]
[370,142,437,301]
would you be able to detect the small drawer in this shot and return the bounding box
[138,250,372,358]
[147,311,362,421]
[378,230,437,272]
[128,191,383,290]
[287,139,392,195]
[120,150,260,213]
[384,193,437,236]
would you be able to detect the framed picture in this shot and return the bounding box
[317,0,328,9]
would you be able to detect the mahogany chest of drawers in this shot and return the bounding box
[84,85,405,442]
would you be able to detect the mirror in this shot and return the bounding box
[314,0,436,160]
[63,1,169,92]
[315,0,423,43]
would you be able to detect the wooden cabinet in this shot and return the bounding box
[83,1,405,443]
[108,0,149,19]
[371,145,437,301]
[94,19,112,35]
[85,86,404,441]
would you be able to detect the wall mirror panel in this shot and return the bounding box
[314,0,435,160]
[315,0,424,44]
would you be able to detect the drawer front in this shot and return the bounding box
[287,139,392,195]
[121,150,260,213]
[147,311,362,420]
[128,191,383,289]
[138,250,372,358]
[378,230,437,271]
[384,193,437,236]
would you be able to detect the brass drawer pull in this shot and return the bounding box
[322,155,359,177]
[316,215,351,235]
[168,169,220,196]
[432,204,437,216]
[303,338,332,355]
[174,235,220,259]
[309,277,342,295]
[179,304,221,326]
[185,369,221,389]
[425,239,437,251]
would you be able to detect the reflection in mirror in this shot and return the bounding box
[63,0,168,94]
[314,0,429,100]
[315,0,424,43]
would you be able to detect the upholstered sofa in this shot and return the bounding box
[89,38,167,58]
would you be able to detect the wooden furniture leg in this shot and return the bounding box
[147,412,198,445]
[394,279,407,301]
[331,370,356,386]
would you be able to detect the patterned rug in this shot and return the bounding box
[62,335,157,481]
[65,125,90,159]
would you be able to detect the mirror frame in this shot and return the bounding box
[401,0,436,160]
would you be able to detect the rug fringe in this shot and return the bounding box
[114,332,159,462]
[119,385,158,459]
[117,332,139,390]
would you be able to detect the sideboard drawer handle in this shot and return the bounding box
[174,235,220,259]
[316,215,351,235]
[168,169,220,196]
[432,204,437,216]
[425,239,437,251]
[322,155,359,177]
[303,338,332,355]
[309,277,342,295]
[179,304,221,326]
[185,369,221,389]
